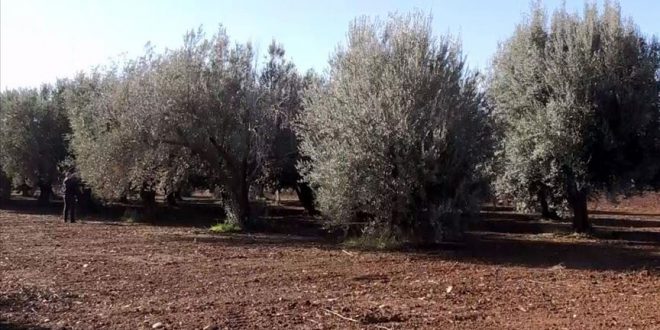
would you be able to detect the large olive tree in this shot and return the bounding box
[67,27,282,227]
[297,13,493,242]
[64,57,198,209]
[145,28,278,227]
[0,85,70,204]
[490,3,660,232]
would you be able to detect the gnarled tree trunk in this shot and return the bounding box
[565,177,590,233]
[234,161,251,228]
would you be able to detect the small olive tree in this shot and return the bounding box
[490,3,660,232]
[297,13,492,242]
[0,85,70,203]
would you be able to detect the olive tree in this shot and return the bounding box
[48,68,203,213]
[0,85,69,204]
[297,13,492,242]
[260,41,319,213]
[490,3,660,232]
[65,70,134,201]
[64,57,196,209]
[144,28,279,227]
[68,28,278,227]
[488,4,565,219]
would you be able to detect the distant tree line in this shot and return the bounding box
[0,2,658,241]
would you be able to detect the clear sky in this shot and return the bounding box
[1,0,659,90]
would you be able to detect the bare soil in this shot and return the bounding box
[591,192,660,215]
[1,194,660,329]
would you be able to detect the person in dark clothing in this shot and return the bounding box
[62,171,81,223]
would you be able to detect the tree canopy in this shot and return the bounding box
[297,12,493,242]
[64,27,306,227]
[0,84,70,202]
[489,2,660,231]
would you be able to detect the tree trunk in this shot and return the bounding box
[566,180,590,233]
[0,172,10,205]
[139,186,157,220]
[119,194,129,204]
[118,184,130,204]
[232,154,252,229]
[166,192,178,206]
[37,182,52,205]
[140,190,156,207]
[538,188,559,220]
[569,191,590,232]
[295,182,317,215]
[225,180,250,229]
[236,180,250,227]
[18,183,32,197]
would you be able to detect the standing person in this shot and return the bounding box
[62,171,80,223]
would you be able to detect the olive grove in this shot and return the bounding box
[0,2,657,241]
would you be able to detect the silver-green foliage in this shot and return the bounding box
[298,13,492,242]
[66,27,282,226]
[65,56,199,201]
[260,41,304,190]
[0,86,69,189]
[490,2,660,230]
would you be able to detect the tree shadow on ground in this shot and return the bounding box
[159,226,660,273]
[471,218,660,242]
[590,209,660,217]
[161,199,660,272]
[0,196,222,228]
[436,232,659,272]
[0,321,49,330]
[0,196,324,234]
[3,197,659,273]
[0,294,49,330]
[0,198,63,215]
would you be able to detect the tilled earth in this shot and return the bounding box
[1,203,660,329]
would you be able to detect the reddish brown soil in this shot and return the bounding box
[1,198,660,329]
[591,192,660,215]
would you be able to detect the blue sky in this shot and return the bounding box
[1,0,659,90]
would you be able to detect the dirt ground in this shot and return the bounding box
[1,195,660,329]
